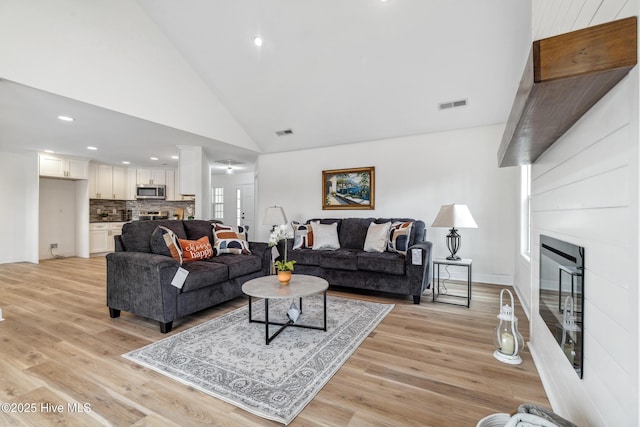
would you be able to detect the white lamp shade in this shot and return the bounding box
[263,206,288,225]
[431,204,478,228]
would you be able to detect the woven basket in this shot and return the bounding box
[476,413,511,427]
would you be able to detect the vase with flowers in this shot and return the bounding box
[268,224,296,285]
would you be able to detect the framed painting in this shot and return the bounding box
[322,166,375,210]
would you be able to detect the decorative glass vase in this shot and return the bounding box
[277,270,292,285]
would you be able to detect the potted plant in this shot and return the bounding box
[268,224,296,285]
[274,259,296,285]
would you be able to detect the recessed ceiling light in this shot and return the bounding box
[150,157,158,161]
[253,35,263,47]
[171,155,179,160]
[44,149,54,153]
[87,146,98,151]
[122,161,130,165]
[57,115,74,122]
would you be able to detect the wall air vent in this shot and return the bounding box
[275,128,294,136]
[438,99,467,110]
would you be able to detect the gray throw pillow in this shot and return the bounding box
[311,222,340,250]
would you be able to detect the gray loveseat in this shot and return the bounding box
[106,219,270,333]
[281,218,432,304]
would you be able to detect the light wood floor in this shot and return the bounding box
[0,257,549,426]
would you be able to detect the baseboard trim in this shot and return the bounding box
[529,343,564,415]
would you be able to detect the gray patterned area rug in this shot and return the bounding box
[123,295,394,425]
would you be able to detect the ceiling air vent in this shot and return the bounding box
[275,128,294,136]
[438,99,467,110]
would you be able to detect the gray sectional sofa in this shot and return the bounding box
[106,219,270,333]
[281,218,433,304]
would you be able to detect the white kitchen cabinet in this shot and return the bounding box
[89,163,130,199]
[96,164,113,199]
[39,154,89,179]
[90,222,125,253]
[153,170,166,185]
[173,170,180,199]
[165,170,181,200]
[112,166,127,199]
[109,222,124,251]
[136,169,152,185]
[136,169,166,185]
[67,159,89,179]
[89,223,110,253]
[165,169,175,200]
[126,168,137,200]
[88,163,97,197]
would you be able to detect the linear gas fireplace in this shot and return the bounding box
[539,235,585,378]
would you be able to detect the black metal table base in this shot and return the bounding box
[433,261,472,308]
[247,291,327,345]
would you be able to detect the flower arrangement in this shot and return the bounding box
[268,224,296,272]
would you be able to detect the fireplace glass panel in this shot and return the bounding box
[539,235,584,378]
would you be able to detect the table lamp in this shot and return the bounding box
[431,203,477,260]
[263,206,287,230]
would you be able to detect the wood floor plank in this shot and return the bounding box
[25,360,146,425]
[0,257,549,425]
[0,358,46,402]
[0,386,102,427]
[122,380,233,426]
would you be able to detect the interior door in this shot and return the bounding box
[239,183,255,237]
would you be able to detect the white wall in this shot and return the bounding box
[39,178,78,259]
[199,152,212,220]
[257,124,518,285]
[515,3,639,426]
[0,151,39,263]
[0,0,257,151]
[38,177,90,260]
[528,69,638,427]
[178,145,210,219]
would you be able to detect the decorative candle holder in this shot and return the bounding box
[493,289,524,365]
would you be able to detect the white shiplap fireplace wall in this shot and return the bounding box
[518,2,640,425]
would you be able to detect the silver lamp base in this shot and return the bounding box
[446,228,461,260]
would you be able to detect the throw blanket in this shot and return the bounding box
[504,404,579,427]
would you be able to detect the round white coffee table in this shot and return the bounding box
[242,274,329,345]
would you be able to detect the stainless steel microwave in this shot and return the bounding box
[136,184,166,200]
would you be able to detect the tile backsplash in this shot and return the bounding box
[89,199,196,222]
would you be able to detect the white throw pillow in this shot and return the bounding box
[363,221,391,253]
[311,222,340,250]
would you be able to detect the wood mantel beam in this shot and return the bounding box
[498,16,637,168]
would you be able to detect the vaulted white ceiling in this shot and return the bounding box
[0,1,532,172]
[139,0,532,153]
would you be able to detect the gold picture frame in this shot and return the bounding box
[322,166,375,210]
